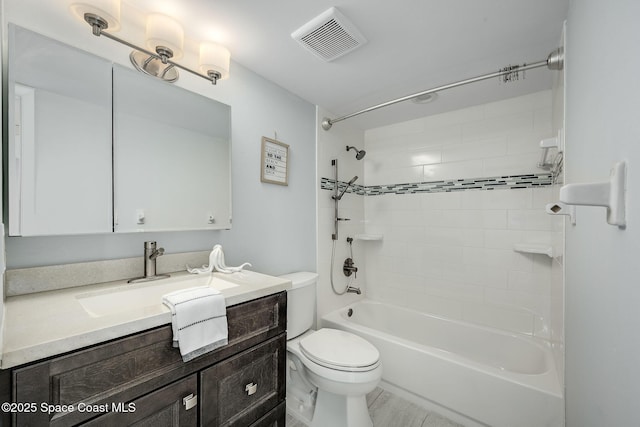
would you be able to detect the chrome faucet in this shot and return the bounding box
[145,241,164,277]
[128,241,171,283]
[346,286,361,295]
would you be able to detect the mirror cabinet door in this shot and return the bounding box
[8,25,113,236]
[7,25,233,236]
[112,65,232,232]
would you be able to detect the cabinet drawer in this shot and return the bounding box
[12,292,286,426]
[249,401,285,427]
[80,374,198,427]
[200,335,286,427]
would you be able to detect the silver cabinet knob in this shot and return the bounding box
[245,382,258,396]
[182,393,198,410]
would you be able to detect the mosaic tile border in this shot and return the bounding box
[321,173,553,196]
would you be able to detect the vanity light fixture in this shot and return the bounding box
[130,14,184,82]
[70,0,121,32]
[73,1,230,84]
[199,42,231,81]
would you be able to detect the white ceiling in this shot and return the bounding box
[125,1,569,129]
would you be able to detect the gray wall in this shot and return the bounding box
[2,1,316,276]
[0,0,5,352]
[565,0,640,425]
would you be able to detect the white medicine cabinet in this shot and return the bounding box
[6,24,232,236]
[8,24,112,236]
[113,65,231,232]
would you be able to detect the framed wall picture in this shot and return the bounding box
[260,137,289,186]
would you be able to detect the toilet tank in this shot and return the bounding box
[279,272,318,339]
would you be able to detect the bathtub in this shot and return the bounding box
[322,300,563,427]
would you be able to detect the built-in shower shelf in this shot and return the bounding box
[355,234,383,241]
[513,243,554,258]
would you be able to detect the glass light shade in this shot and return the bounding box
[146,14,184,60]
[199,42,230,80]
[70,0,121,32]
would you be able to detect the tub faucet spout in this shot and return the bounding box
[347,286,361,295]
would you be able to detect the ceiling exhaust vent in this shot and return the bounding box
[292,7,367,62]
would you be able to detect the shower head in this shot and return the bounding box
[347,175,358,185]
[346,145,366,160]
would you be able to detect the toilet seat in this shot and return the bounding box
[287,329,382,386]
[300,329,380,372]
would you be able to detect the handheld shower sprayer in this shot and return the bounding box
[346,145,366,160]
[333,175,358,200]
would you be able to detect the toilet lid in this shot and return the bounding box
[299,329,380,370]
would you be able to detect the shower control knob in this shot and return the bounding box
[343,257,358,277]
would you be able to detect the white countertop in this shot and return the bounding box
[1,270,291,369]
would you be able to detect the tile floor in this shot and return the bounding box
[286,387,464,427]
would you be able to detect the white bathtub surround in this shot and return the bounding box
[365,92,554,184]
[362,91,563,340]
[321,174,553,195]
[316,92,566,422]
[323,300,563,427]
[549,25,565,391]
[364,187,560,338]
[316,106,366,323]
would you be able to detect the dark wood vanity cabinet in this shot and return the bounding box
[200,335,285,426]
[4,292,287,427]
[81,374,199,427]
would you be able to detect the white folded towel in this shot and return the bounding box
[162,286,228,362]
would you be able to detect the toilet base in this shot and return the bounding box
[286,380,315,424]
[311,389,373,427]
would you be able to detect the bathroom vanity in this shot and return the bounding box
[0,271,290,426]
[2,20,288,427]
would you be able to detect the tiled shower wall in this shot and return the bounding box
[361,91,563,339]
[316,106,366,324]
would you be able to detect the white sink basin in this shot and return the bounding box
[76,274,238,318]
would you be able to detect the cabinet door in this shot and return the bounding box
[112,65,231,233]
[80,374,198,427]
[249,402,285,427]
[200,335,286,426]
[7,24,112,236]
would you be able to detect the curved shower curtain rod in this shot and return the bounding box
[321,47,564,131]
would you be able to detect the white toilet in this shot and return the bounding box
[281,272,382,427]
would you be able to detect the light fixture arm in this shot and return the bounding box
[83,12,221,84]
[84,13,108,36]
[155,46,174,64]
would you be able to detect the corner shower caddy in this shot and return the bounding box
[513,243,554,258]
[354,234,383,241]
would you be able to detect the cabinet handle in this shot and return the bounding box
[183,393,198,410]
[245,382,258,396]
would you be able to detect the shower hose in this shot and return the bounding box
[330,239,355,295]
